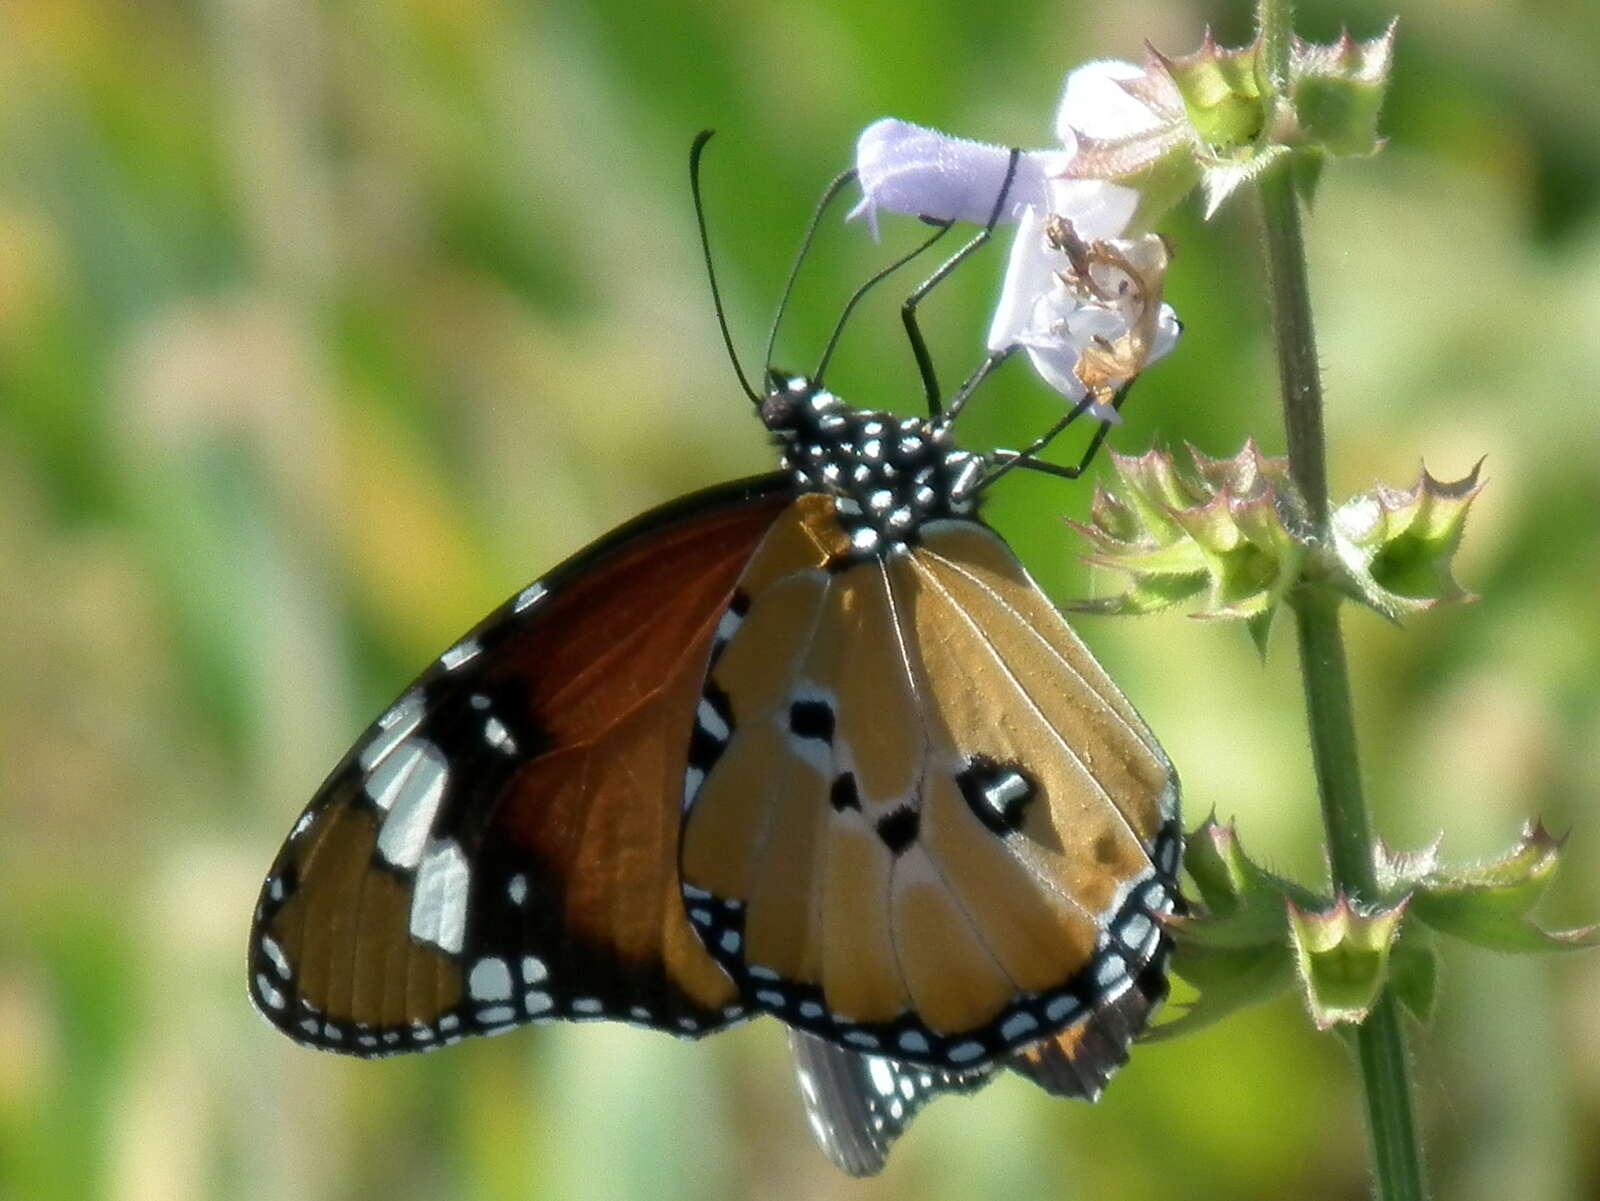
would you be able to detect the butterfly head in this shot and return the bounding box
[760,373,983,555]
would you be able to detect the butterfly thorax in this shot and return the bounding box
[761,376,982,556]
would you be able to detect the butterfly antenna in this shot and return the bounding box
[762,166,860,379]
[690,130,761,406]
[813,219,953,384]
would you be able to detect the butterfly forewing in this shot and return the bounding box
[679,496,1182,1068]
[249,475,795,1053]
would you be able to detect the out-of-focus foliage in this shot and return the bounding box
[3,2,1599,1199]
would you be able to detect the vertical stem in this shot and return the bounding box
[1253,4,1428,1190]
[1258,0,1294,89]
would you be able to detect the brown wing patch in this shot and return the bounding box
[249,476,793,1055]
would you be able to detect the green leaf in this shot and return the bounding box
[1147,942,1295,1042]
[1177,817,1319,943]
[1388,929,1439,1025]
[1408,821,1600,953]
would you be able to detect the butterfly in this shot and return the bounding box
[247,132,1182,1176]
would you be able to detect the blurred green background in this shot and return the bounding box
[4,0,1599,1198]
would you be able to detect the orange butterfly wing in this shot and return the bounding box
[248,475,794,1053]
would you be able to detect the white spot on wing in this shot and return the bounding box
[507,874,527,905]
[484,716,516,753]
[1045,994,1081,1023]
[867,1057,896,1097]
[947,1040,986,1064]
[259,935,291,980]
[696,698,729,742]
[361,692,425,770]
[682,765,704,810]
[898,1030,930,1054]
[469,958,513,1002]
[1000,1011,1039,1041]
[255,973,285,1010]
[521,956,547,984]
[366,738,434,813]
[409,839,469,954]
[514,582,548,612]
[440,639,481,671]
[374,742,449,868]
[1121,913,1153,950]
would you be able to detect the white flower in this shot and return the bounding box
[849,118,1066,238]
[851,62,1180,407]
[1054,59,1168,145]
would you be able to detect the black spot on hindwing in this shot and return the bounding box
[956,755,1037,836]
[829,772,862,813]
[875,808,919,855]
[789,698,835,743]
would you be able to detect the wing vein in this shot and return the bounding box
[912,556,1154,872]
[920,545,1164,762]
[874,557,1022,997]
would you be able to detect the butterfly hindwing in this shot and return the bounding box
[788,1029,997,1177]
[679,490,1182,1069]
[248,474,795,1054]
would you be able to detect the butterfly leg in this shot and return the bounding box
[979,379,1136,489]
[936,345,1017,430]
[901,147,1024,417]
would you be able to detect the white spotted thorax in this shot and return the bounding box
[760,375,982,556]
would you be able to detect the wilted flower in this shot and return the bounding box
[987,210,1179,414]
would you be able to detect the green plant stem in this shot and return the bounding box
[1254,26,1428,1200]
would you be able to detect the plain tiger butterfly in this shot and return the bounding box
[247,131,1182,1176]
